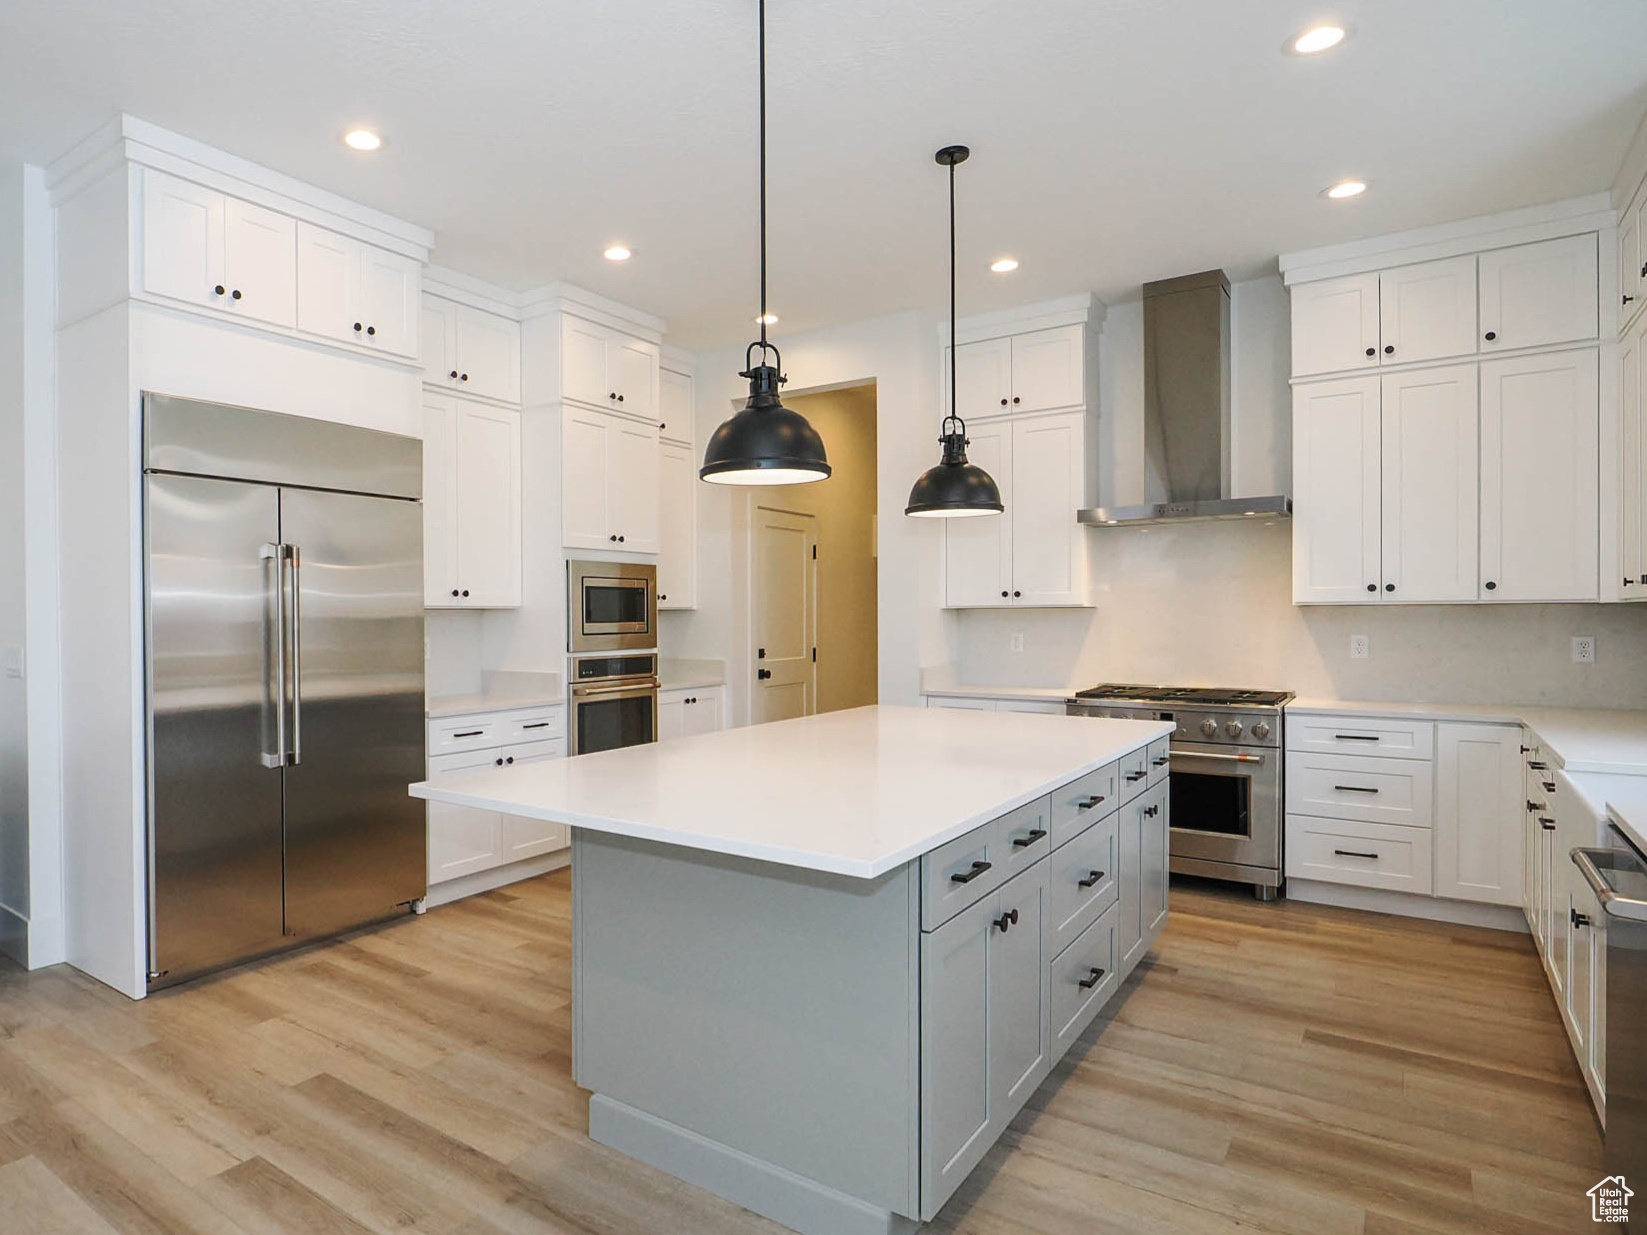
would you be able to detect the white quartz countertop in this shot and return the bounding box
[1288,697,1647,776]
[426,671,564,719]
[658,658,727,692]
[921,683,1078,702]
[411,704,1172,879]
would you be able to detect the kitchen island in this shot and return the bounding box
[411,705,1173,1235]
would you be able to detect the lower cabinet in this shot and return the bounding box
[426,707,569,890]
[657,685,726,742]
[1118,780,1169,971]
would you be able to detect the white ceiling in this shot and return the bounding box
[2,0,1645,348]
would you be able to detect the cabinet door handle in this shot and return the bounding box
[1144,804,1159,817]
[1528,800,1546,812]
[757,668,772,680]
[1528,761,1547,770]
[1152,756,1170,767]
[505,756,514,765]
[461,590,469,598]
[1333,784,1379,794]
[1012,590,1021,598]
[1572,907,1592,929]
[1000,397,1009,406]
[1078,967,1106,989]
[1333,849,1379,859]
[992,908,1019,932]
[1000,591,1009,598]
[1540,817,1556,830]
[1626,295,1637,306]
[459,373,468,382]
[1077,794,1106,810]
[951,860,992,885]
[1125,771,1147,783]
[1011,828,1048,848]
[1334,733,1379,741]
[1384,583,1395,593]
[1078,870,1106,889]
[1542,781,1556,793]
[1366,583,1376,592]
[495,757,504,766]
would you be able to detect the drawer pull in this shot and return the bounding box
[951,860,992,885]
[521,721,552,730]
[1011,828,1048,848]
[1125,771,1147,783]
[1540,817,1556,831]
[1077,870,1106,889]
[1333,849,1379,859]
[453,729,485,739]
[1541,781,1556,793]
[993,908,1020,933]
[1078,794,1106,810]
[1527,760,1547,770]
[1572,907,1592,930]
[1527,799,1546,812]
[1333,784,1379,794]
[1151,756,1170,767]
[1334,733,1380,741]
[1078,967,1106,989]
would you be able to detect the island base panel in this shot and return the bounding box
[589,1095,921,1235]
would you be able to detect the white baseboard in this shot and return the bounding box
[588,1095,919,1235]
[423,849,570,908]
[1286,880,1528,932]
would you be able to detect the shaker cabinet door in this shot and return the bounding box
[920,894,995,1221]
[1433,723,1522,906]
[657,440,698,608]
[988,863,1050,1115]
[295,222,359,343]
[1379,365,1479,603]
[1009,411,1087,606]
[452,403,521,607]
[1292,376,1383,603]
[1377,255,1477,367]
[1479,234,1598,353]
[562,407,615,549]
[1010,325,1085,413]
[359,246,421,359]
[454,305,520,404]
[142,169,224,309]
[947,337,1013,420]
[421,395,461,606]
[943,423,1012,607]
[609,417,661,554]
[1291,272,1380,376]
[222,196,296,328]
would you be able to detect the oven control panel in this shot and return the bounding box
[1067,702,1282,748]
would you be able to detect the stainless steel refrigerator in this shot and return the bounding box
[143,393,426,989]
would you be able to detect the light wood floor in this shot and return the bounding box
[0,873,1601,1235]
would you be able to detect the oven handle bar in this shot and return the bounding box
[1574,847,1647,922]
[1173,750,1265,765]
[572,679,661,698]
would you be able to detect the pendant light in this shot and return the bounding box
[905,145,1003,518]
[700,0,830,486]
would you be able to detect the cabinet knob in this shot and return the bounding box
[1078,967,1105,989]
[609,534,618,542]
[450,370,459,379]
[1483,331,1496,342]
[1641,261,1647,279]
[618,535,625,543]
[450,589,459,597]
[367,325,375,336]
[1484,580,1497,591]
[757,667,772,680]
[231,289,242,300]
[1001,590,1009,598]
[1012,590,1021,598]
[659,593,668,600]
[1000,398,1009,406]
[1383,344,1393,354]
[610,392,617,400]
[1365,347,1376,357]
[353,322,363,332]
[214,285,226,296]
[496,757,504,766]
[1625,578,1634,588]
[1366,583,1376,592]
[617,394,625,402]
[659,422,666,431]
[1572,908,1592,929]
[992,908,1020,932]
[505,756,514,765]
[1540,818,1556,830]
[459,373,468,382]
[1384,583,1395,592]
[1011,396,1020,404]
[461,590,469,598]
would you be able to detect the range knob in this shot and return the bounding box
[1225,719,1245,739]
[1199,718,1218,737]
[1251,720,1271,740]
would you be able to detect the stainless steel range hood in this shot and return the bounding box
[1078,269,1290,528]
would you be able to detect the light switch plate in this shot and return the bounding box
[1009,632,1025,654]
[1573,636,1596,664]
[2,646,21,679]
[1349,635,1370,660]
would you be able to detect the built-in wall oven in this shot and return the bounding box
[568,559,657,654]
[570,654,660,755]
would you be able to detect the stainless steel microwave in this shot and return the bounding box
[568,560,658,654]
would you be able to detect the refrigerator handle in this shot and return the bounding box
[288,544,303,766]
[259,543,288,769]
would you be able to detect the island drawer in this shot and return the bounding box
[1051,901,1119,1060]
[1286,753,1434,828]
[1286,713,1435,760]
[1048,763,1118,848]
[1119,745,1152,803]
[1145,737,1171,790]
[922,796,1049,929]
[1285,815,1434,894]
[1047,812,1118,956]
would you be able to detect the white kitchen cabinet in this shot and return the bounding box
[561,405,661,553]
[944,411,1089,608]
[1292,376,1382,602]
[295,222,419,358]
[1479,349,1599,601]
[1380,365,1479,603]
[426,714,568,889]
[1378,256,1478,367]
[1433,723,1522,905]
[423,393,522,608]
[1620,199,1643,332]
[947,325,1085,419]
[657,440,698,608]
[423,296,521,404]
[560,315,660,421]
[1622,325,1644,594]
[950,335,1013,420]
[658,686,725,742]
[1478,234,1599,354]
[141,168,297,329]
[659,365,694,446]
[1291,273,1380,377]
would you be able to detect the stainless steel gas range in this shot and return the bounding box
[1067,684,1293,899]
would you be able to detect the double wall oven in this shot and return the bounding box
[567,560,660,755]
[1068,685,1292,899]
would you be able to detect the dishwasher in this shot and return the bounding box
[1576,827,1647,1229]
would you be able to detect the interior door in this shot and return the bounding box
[752,505,816,724]
[1292,376,1382,602]
[1379,364,1479,602]
[147,473,285,984]
[280,487,426,940]
[942,422,1011,607]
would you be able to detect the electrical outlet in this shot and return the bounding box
[1573,636,1596,664]
[1009,632,1025,654]
[2,647,21,680]
[1349,635,1370,660]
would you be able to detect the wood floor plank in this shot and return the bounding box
[0,1154,126,1235]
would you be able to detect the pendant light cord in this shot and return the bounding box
[948,155,957,435]
[758,0,769,353]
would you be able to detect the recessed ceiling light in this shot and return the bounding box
[603,245,633,262]
[989,258,1020,274]
[1286,23,1349,55]
[1323,179,1369,200]
[342,128,383,152]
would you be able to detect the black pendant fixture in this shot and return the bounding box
[906,145,1003,518]
[700,0,830,487]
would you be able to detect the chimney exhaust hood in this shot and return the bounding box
[1078,269,1290,528]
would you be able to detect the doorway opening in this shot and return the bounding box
[742,383,879,725]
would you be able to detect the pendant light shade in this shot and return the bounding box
[905,144,1003,517]
[701,0,829,487]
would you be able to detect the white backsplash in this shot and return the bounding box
[950,519,1647,710]
[425,609,486,698]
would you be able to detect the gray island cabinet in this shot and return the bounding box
[412,705,1172,1235]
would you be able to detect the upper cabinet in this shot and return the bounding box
[561,315,660,422]
[423,392,522,609]
[1290,274,1380,377]
[1379,256,1479,366]
[1478,234,1598,354]
[947,324,1086,419]
[659,365,694,446]
[657,360,697,608]
[423,296,521,405]
[1622,183,1647,333]
[295,222,420,359]
[142,169,296,329]
[561,404,661,554]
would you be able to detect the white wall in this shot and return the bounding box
[660,310,945,722]
[0,165,29,961]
